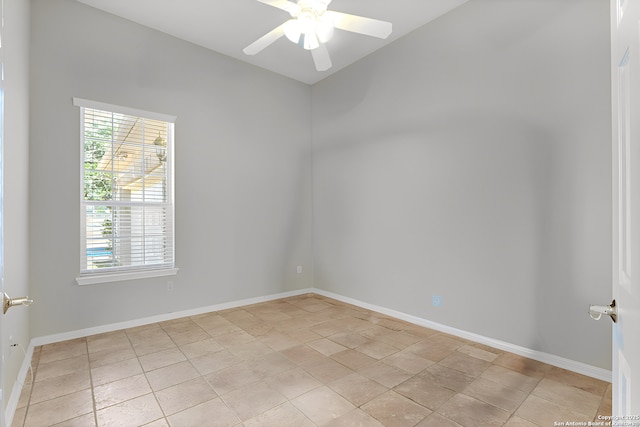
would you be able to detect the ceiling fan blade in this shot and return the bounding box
[311,43,332,71]
[324,11,392,39]
[243,23,287,55]
[256,0,301,15]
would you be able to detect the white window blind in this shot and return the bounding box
[74,98,176,279]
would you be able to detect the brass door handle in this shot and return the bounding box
[2,292,33,314]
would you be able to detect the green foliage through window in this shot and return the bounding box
[83,120,113,201]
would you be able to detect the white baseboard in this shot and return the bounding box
[7,286,611,426]
[313,289,612,383]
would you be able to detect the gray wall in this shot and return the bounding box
[311,0,612,369]
[29,0,313,337]
[2,0,31,414]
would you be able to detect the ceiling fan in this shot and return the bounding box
[243,0,392,72]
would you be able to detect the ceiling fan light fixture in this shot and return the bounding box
[284,19,302,43]
[303,31,319,50]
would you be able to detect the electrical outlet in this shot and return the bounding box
[167,281,174,292]
[296,265,303,274]
[432,295,443,307]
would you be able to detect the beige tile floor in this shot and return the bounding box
[12,294,612,426]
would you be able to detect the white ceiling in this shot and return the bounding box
[76,0,468,85]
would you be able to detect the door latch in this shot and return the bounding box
[589,299,617,323]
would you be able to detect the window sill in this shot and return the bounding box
[76,268,179,286]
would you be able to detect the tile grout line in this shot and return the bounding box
[485,356,544,427]
[160,315,223,425]
[85,338,100,427]
[500,374,544,427]
[126,323,173,426]
[156,319,190,425]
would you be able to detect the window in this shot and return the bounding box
[74,98,177,285]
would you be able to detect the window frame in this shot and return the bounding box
[73,97,178,285]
